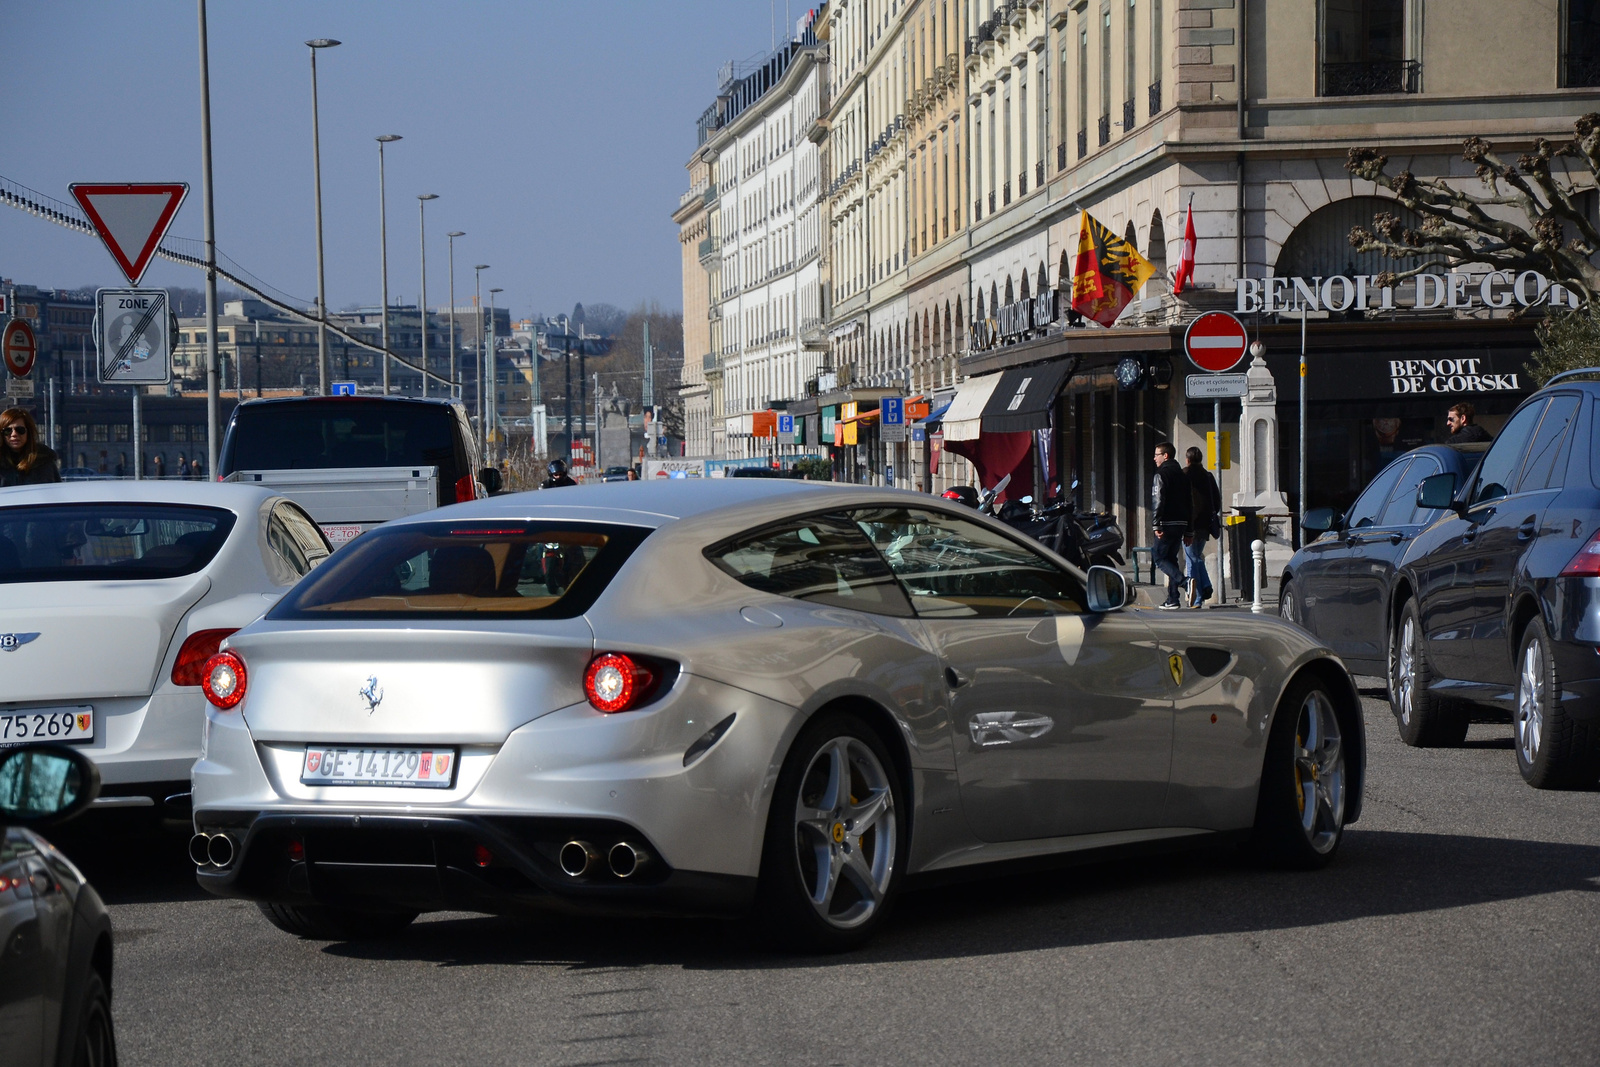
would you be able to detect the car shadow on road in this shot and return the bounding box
[46,816,208,906]
[317,828,1600,970]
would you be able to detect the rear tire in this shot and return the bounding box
[1390,600,1468,747]
[754,712,906,953]
[256,902,417,941]
[69,970,117,1067]
[1249,674,1348,869]
[1514,618,1600,789]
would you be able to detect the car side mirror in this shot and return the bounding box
[1085,565,1128,612]
[0,745,100,827]
[1302,507,1341,533]
[1416,472,1462,515]
[478,467,503,495]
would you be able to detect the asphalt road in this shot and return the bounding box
[50,684,1600,1066]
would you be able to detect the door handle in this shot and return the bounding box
[1517,518,1538,542]
[944,666,965,689]
[1390,531,1406,545]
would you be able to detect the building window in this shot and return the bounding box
[1565,1,1600,86]
[1319,0,1418,96]
[1150,0,1163,116]
[1078,26,1089,157]
[1125,0,1137,132]
[1100,9,1112,141]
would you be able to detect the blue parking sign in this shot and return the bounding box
[777,413,795,443]
[880,396,906,442]
[331,381,357,396]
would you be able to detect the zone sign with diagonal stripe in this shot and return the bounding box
[70,183,189,286]
[1183,310,1251,373]
[96,289,172,384]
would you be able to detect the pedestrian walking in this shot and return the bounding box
[1183,446,1222,608]
[1445,401,1492,444]
[152,454,165,480]
[176,454,191,480]
[0,407,61,487]
[1150,441,1191,610]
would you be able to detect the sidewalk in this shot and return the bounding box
[1126,569,1281,612]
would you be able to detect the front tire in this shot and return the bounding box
[69,970,117,1067]
[755,712,906,952]
[1279,579,1301,627]
[1390,600,1468,747]
[257,902,417,941]
[1249,675,1349,869]
[1515,618,1600,788]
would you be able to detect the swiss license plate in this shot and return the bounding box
[300,746,456,788]
[0,706,94,747]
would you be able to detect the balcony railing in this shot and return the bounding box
[1564,53,1600,87]
[1057,142,1067,171]
[1097,114,1110,147]
[1003,181,1011,206]
[1078,129,1087,159]
[1017,172,1026,197]
[1123,98,1135,133]
[989,191,997,213]
[1036,160,1045,186]
[1322,59,1421,96]
[697,235,720,263]
[1149,80,1162,116]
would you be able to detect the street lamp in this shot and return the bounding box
[305,37,340,396]
[375,133,402,395]
[473,264,490,459]
[446,232,464,400]
[489,287,503,464]
[417,194,437,398]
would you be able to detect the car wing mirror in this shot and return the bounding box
[0,745,100,828]
[1301,507,1340,533]
[1416,472,1463,516]
[478,467,503,495]
[1085,565,1128,612]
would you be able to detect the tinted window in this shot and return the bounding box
[265,513,311,577]
[275,503,331,566]
[271,521,647,619]
[221,400,459,479]
[1472,401,1545,507]
[0,504,235,583]
[706,513,912,616]
[1517,395,1580,492]
[1347,458,1409,528]
[1380,456,1440,527]
[852,507,1087,617]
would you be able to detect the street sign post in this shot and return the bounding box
[96,289,172,385]
[1185,373,1248,399]
[1183,311,1250,373]
[3,318,38,377]
[777,413,795,444]
[880,396,906,443]
[331,381,357,396]
[70,183,189,286]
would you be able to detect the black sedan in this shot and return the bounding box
[1279,444,1484,676]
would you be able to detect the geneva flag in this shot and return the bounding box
[1070,213,1156,327]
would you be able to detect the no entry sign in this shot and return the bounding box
[1184,311,1250,373]
[3,318,37,377]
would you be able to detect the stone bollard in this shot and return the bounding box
[1251,539,1266,614]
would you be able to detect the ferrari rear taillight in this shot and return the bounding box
[172,629,238,686]
[455,475,476,503]
[201,651,247,710]
[1562,528,1600,577]
[584,652,655,713]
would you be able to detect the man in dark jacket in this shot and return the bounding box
[1445,401,1492,444]
[1183,446,1222,608]
[540,458,577,489]
[1150,442,1191,609]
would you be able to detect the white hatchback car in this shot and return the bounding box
[0,482,330,813]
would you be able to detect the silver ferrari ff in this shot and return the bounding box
[190,480,1363,949]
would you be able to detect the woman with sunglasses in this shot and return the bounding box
[0,407,61,487]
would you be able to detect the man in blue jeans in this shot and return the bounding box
[1183,445,1221,608]
[1150,442,1191,609]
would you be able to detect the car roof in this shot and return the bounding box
[1401,444,1481,469]
[232,395,460,411]
[0,480,284,512]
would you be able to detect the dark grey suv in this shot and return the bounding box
[1390,370,1600,787]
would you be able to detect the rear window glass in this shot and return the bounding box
[0,504,235,583]
[705,513,912,616]
[270,521,649,619]
[221,400,458,475]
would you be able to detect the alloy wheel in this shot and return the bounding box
[1517,637,1545,768]
[1280,586,1297,625]
[1395,615,1416,726]
[792,736,896,930]
[1292,689,1345,854]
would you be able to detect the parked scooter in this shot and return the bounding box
[943,476,1125,571]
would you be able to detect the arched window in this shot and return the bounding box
[975,290,986,320]
[1277,195,1422,278]
[1019,271,1031,301]
[1004,275,1015,304]
[1037,260,1049,293]
[1059,249,1071,289]
[1148,210,1168,274]
[989,281,999,315]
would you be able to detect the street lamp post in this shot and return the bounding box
[305,38,340,396]
[197,0,220,476]
[417,194,437,398]
[446,232,464,401]
[473,264,489,459]
[489,287,503,466]
[375,134,402,395]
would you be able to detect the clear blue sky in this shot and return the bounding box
[1,1,805,319]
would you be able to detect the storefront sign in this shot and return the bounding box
[1386,357,1521,395]
[971,289,1060,350]
[1236,271,1580,315]
[1259,349,1529,402]
[1186,373,1247,399]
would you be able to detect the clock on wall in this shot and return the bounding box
[1114,356,1144,390]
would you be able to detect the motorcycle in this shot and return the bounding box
[947,475,1125,571]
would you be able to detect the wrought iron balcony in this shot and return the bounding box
[1097,114,1110,147]
[1322,59,1421,96]
[1036,160,1045,186]
[1149,80,1162,116]
[1057,142,1067,171]
[1123,98,1135,132]
[697,235,720,264]
[1077,129,1087,159]
[1564,53,1600,87]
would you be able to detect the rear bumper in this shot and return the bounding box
[193,811,756,918]
[3,687,205,789]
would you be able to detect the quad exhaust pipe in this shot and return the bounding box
[559,840,599,878]
[608,841,649,879]
[190,832,236,869]
[558,839,651,879]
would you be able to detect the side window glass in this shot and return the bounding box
[1472,401,1546,507]
[265,514,311,578]
[1347,459,1409,529]
[275,504,331,569]
[706,513,913,617]
[851,507,1087,618]
[1382,457,1440,527]
[1516,395,1580,492]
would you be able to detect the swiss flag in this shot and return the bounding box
[1173,201,1197,295]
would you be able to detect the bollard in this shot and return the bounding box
[1251,539,1266,614]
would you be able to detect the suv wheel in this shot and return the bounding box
[1390,600,1468,747]
[1515,618,1600,788]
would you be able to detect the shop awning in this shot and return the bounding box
[941,374,1003,441]
[980,360,1074,433]
[913,398,953,428]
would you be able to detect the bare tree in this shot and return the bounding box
[1345,116,1600,301]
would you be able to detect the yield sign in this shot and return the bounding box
[3,319,37,377]
[69,183,189,286]
[1183,310,1250,373]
